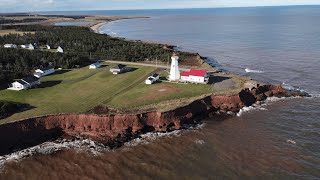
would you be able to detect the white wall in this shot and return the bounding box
[181,75,205,83]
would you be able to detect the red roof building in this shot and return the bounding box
[181,69,207,77]
[181,69,209,84]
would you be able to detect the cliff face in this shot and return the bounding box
[0,84,306,155]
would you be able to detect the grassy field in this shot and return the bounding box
[108,71,213,109]
[0,64,156,123]
[0,63,247,123]
[0,29,35,36]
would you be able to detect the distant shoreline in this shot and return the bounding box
[89,16,149,34]
[90,22,108,33]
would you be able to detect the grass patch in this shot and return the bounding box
[108,81,213,109]
[0,29,35,36]
[0,63,247,123]
[0,64,156,123]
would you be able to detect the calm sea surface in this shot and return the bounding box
[1,6,320,179]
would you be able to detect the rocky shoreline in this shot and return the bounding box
[0,16,309,156]
[0,84,308,156]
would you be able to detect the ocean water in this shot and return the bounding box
[54,21,90,26]
[1,6,320,179]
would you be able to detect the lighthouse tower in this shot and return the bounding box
[169,53,180,81]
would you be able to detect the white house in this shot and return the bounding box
[110,64,127,74]
[20,43,34,50]
[4,44,17,49]
[89,62,102,69]
[8,76,41,91]
[181,69,209,84]
[57,46,64,53]
[145,73,160,85]
[27,43,34,50]
[34,66,55,78]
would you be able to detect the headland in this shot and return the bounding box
[0,14,309,155]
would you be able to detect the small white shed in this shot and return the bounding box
[89,62,102,69]
[4,44,17,48]
[57,46,64,53]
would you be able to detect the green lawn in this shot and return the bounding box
[0,65,156,123]
[0,64,247,123]
[108,80,213,109]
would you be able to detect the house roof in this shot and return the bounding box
[181,69,207,77]
[152,73,159,78]
[39,66,54,71]
[17,80,28,85]
[112,64,126,70]
[91,62,101,66]
[22,76,39,84]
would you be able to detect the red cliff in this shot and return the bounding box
[0,84,307,155]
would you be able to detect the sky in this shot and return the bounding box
[0,0,320,13]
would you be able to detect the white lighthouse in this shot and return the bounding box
[169,54,180,81]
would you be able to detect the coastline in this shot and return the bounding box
[0,83,308,156]
[90,22,108,33]
[0,17,310,156]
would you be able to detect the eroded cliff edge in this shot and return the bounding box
[0,84,307,155]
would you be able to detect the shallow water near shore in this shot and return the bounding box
[1,6,320,179]
[54,21,90,26]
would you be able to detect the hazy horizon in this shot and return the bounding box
[1,4,320,14]
[1,0,320,13]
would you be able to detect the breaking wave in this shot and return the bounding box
[237,104,268,117]
[0,139,110,170]
[245,68,264,73]
[0,123,206,170]
[286,139,297,145]
[124,123,206,148]
[236,93,308,117]
[195,139,205,145]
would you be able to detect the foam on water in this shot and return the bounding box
[0,123,206,169]
[124,123,206,148]
[0,139,109,170]
[237,104,268,117]
[124,130,182,147]
[236,94,308,117]
[286,139,297,145]
[245,68,264,73]
[195,139,205,145]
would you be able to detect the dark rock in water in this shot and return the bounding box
[264,91,273,97]
[256,93,267,101]
[239,88,256,106]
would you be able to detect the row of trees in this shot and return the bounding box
[0,18,47,25]
[0,25,194,84]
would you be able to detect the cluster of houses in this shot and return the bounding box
[8,66,55,91]
[3,43,64,53]
[7,53,209,91]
